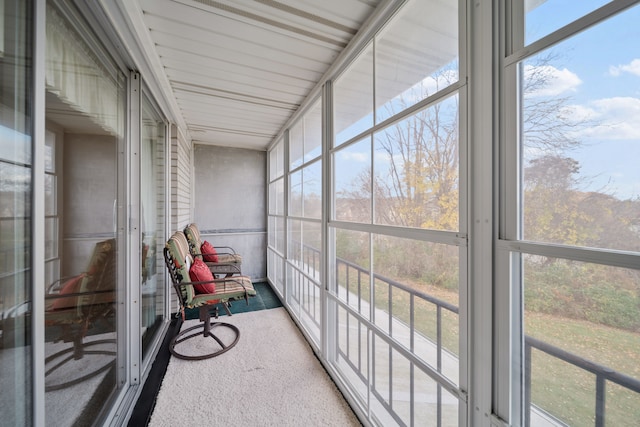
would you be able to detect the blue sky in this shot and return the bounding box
[526,0,640,200]
[334,0,640,201]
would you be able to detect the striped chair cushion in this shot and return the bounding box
[166,231,195,304]
[187,276,256,309]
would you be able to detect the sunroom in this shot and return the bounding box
[1,0,639,426]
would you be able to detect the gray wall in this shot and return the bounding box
[193,144,266,281]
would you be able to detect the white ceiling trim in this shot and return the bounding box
[172,0,351,48]
[98,0,190,135]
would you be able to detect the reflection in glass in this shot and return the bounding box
[523,254,640,426]
[43,2,124,424]
[375,0,458,123]
[140,93,166,359]
[374,94,459,231]
[0,1,33,424]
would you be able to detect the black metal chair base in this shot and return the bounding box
[45,338,117,392]
[169,321,240,360]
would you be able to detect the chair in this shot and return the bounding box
[183,223,242,277]
[43,238,117,391]
[164,231,256,360]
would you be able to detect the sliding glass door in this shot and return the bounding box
[43,1,125,424]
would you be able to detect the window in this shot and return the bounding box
[503,1,640,425]
[287,98,323,344]
[330,1,464,425]
[267,138,285,294]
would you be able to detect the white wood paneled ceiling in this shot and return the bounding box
[112,0,384,150]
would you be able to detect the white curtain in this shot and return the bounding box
[45,4,121,136]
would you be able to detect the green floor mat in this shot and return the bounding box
[184,282,282,320]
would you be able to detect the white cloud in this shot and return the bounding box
[338,151,368,163]
[523,64,582,97]
[571,96,640,140]
[609,58,640,77]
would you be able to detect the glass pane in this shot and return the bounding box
[375,0,459,123]
[374,94,459,231]
[414,365,460,426]
[302,221,321,278]
[275,177,284,216]
[334,137,372,223]
[44,2,124,423]
[290,169,302,217]
[45,129,55,172]
[302,160,321,219]
[45,173,55,216]
[269,178,284,216]
[0,1,33,424]
[0,163,31,217]
[270,139,284,181]
[140,93,166,359]
[335,228,370,319]
[520,5,640,251]
[335,304,369,404]
[289,120,303,170]
[45,217,58,259]
[287,220,321,279]
[268,181,276,215]
[304,99,322,162]
[268,216,276,248]
[288,219,302,264]
[275,217,285,254]
[334,43,373,147]
[373,234,459,384]
[522,254,640,426]
[525,0,612,46]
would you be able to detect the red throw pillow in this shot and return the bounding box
[201,240,219,263]
[51,273,85,310]
[189,257,216,294]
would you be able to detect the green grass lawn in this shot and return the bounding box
[526,312,640,426]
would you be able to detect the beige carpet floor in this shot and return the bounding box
[148,307,361,427]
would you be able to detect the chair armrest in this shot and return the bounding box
[211,245,237,255]
[207,262,242,275]
[192,249,238,258]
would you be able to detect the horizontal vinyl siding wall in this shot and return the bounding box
[173,125,192,230]
[170,124,192,312]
